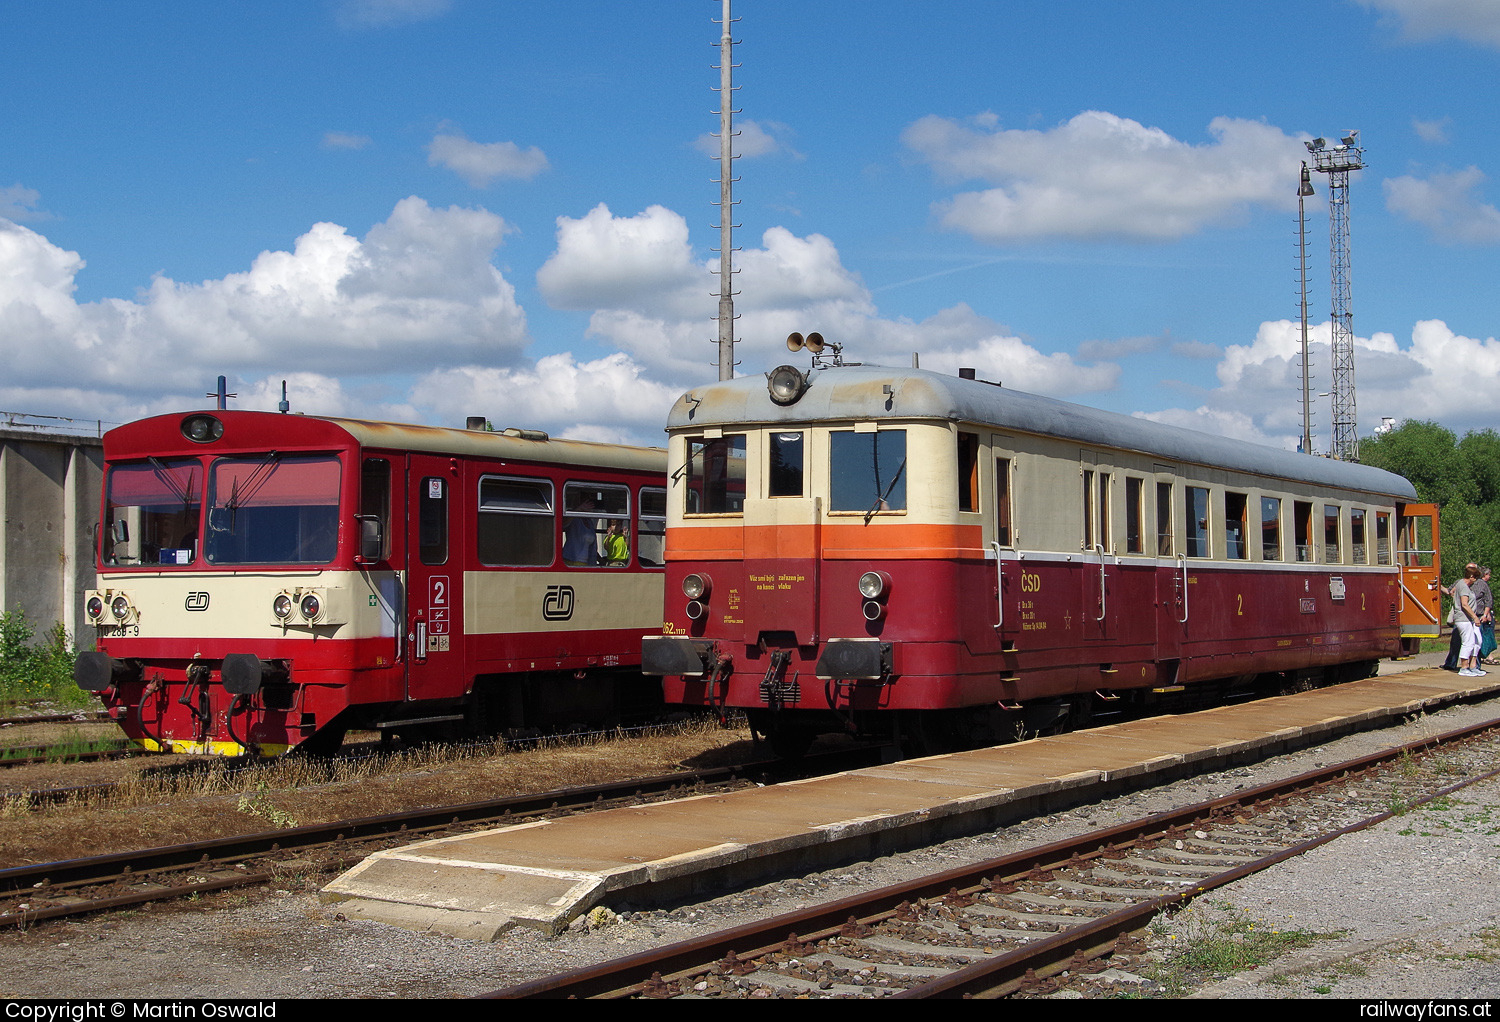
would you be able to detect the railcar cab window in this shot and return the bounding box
[1261,497,1283,561]
[638,487,667,567]
[360,458,391,561]
[477,477,554,567]
[769,432,805,498]
[1185,486,1210,558]
[103,458,202,567]
[563,483,630,567]
[685,436,746,515]
[830,430,907,513]
[205,455,341,565]
[957,432,979,513]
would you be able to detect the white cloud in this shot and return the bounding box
[427,132,549,188]
[693,119,802,160]
[407,353,680,445]
[0,197,530,419]
[902,111,1309,242]
[1384,167,1500,243]
[1153,317,1500,449]
[1357,0,1500,48]
[1412,117,1452,144]
[0,184,47,222]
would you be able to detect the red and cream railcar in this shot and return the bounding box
[643,362,1440,754]
[74,410,666,755]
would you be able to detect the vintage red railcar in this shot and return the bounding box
[643,355,1441,755]
[74,410,666,755]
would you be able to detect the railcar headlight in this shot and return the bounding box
[181,414,224,443]
[299,593,322,621]
[863,600,887,622]
[858,571,891,600]
[686,600,707,621]
[272,593,294,620]
[86,595,105,621]
[110,595,131,621]
[767,365,810,406]
[682,573,711,600]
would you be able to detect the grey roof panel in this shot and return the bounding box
[668,365,1417,501]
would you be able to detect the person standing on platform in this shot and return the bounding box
[1480,566,1497,665]
[1454,564,1484,677]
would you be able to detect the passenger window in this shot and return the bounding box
[1185,486,1210,558]
[638,487,666,568]
[830,430,906,512]
[563,483,630,567]
[1295,501,1314,562]
[477,477,554,567]
[686,436,746,514]
[1125,477,1143,554]
[1350,508,1367,564]
[769,432,805,498]
[1261,497,1282,561]
[1376,512,1392,565]
[1224,491,1248,560]
[1324,504,1342,563]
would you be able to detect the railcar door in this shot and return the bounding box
[1396,502,1442,646]
[403,455,466,702]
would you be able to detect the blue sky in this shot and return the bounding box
[3,0,1498,451]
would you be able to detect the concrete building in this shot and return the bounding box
[0,424,106,649]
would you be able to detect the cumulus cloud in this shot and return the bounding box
[1412,117,1452,145]
[1384,167,1500,244]
[0,197,529,422]
[427,131,549,188]
[1357,0,1500,48]
[1152,317,1500,450]
[408,353,680,444]
[902,111,1309,242]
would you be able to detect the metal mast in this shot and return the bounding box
[1297,162,1315,455]
[712,0,741,381]
[1308,132,1364,461]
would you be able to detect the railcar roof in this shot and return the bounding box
[105,411,666,474]
[667,364,1417,501]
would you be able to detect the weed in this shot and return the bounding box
[0,610,91,709]
[1147,903,1341,996]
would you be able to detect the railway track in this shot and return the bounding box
[0,746,880,929]
[491,714,1500,999]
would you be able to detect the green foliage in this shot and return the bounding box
[0,608,87,706]
[1362,420,1500,582]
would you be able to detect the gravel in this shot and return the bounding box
[1,653,1496,1001]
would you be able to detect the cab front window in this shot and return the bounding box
[102,459,202,567]
[205,454,342,565]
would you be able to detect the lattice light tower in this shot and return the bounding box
[1307,131,1364,461]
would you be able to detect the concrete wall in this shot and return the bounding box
[0,428,105,647]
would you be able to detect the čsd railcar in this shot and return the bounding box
[74,410,666,755]
[642,361,1440,755]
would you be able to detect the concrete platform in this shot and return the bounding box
[321,668,1500,939]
